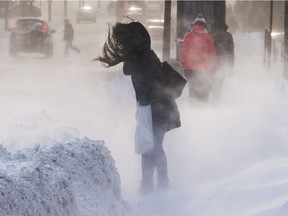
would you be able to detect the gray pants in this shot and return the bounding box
[141,128,169,192]
[184,70,213,102]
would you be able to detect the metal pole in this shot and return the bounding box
[162,0,171,61]
[48,0,52,22]
[284,0,288,79]
[176,1,185,61]
[267,0,273,70]
[64,0,67,18]
[264,29,269,65]
[79,0,84,7]
[4,1,9,31]
[269,0,273,32]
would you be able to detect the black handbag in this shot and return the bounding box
[161,61,187,99]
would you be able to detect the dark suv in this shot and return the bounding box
[9,18,55,58]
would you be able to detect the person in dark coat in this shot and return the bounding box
[63,19,80,56]
[95,21,181,194]
[211,21,235,104]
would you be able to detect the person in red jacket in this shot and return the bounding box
[180,14,218,103]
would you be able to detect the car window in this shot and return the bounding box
[15,19,49,31]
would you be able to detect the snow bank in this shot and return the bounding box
[0,138,128,216]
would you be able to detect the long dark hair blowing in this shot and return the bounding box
[95,22,151,67]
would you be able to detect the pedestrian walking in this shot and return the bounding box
[180,13,218,103]
[63,18,80,56]
[211,20,235,104]
[95,21,184,194]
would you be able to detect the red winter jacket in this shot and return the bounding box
[180,24,218,72]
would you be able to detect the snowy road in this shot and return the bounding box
[1,12,288,216]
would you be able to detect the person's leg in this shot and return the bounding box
[193,72,213,102]
[140,128,168,193]
[64,41,70,55]
[185,70,203,100]
[153,128,169,187]
[141,152,155,194]
[211,76,223,105]
[185,70,204,105]
[70,42,80,54]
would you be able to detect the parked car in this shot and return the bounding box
[9,18,55,58]
[76,6,96,23]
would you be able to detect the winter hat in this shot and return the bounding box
[193,13,206,24]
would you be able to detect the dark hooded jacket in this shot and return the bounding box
[63,21,74,41]
[122,22,180,132]
[211,21,234,67]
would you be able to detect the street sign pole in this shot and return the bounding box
[162,0,171,62]
[284,0,288,79]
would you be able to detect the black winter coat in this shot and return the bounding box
[211,29,234,67]
[123,50,181,132]
[63,23,74,41]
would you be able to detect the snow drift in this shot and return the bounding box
[0,138,128,216]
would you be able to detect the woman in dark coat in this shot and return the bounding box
[95,22,181,194]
